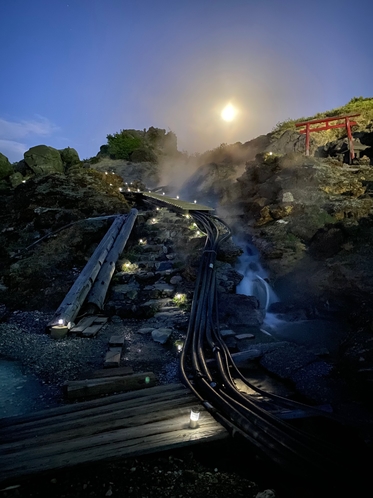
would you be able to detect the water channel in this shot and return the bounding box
[235,240,350,355]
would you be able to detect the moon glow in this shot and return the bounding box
[221,104,237,121]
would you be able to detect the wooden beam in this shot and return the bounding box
[87,209,138,310]
[0,408,227,482]
[69,316,96,333]
[48,215,127,329]
[64,372,157,400]
[81,323,106,338]
[0,384,188,430]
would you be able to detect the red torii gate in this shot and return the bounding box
[295,113,360,163]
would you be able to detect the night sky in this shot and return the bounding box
[1,0,372,162]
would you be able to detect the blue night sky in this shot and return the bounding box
[1,0,372,162]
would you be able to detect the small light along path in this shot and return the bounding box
[0,383,227,483]
[141,191,214,212]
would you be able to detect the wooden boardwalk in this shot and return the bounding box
[0,383,227,483]
[142,192,214,212]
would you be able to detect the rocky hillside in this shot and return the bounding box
[1,102,373,321]
[176,98,373,321]
[0,158,129,310]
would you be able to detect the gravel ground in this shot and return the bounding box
[0,312,280,497]
[0,447,264,498]
[0,311,184,413]
[0,311,370,497]
[0,312,121,415]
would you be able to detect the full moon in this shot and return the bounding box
[221,104,237,122]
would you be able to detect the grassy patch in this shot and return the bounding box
[272,96,373,143]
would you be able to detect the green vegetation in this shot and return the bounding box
[272,97,373,142]
[310,210,336,227]
[107,131,143,160]
[283,232,306,253]
[104,127,178,162]
[120,260,139,273]
[172,292,190,310]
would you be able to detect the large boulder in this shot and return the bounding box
[59,147,80,169]
[0,152,13,180]
[24,145,64,175]
[218,293,264,326]
[267,130,315,155]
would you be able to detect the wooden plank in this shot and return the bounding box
[142,192,214,212]
[104,347,122,368]
[48,215,127,328]
[109,334,125,347]
[0,412,225,465]
[93,317,108,324]
[0,383,187,430]
[0,410,227,481]
[1,398,197,450]
[64,372,157,400]
[81,323,106,338]
[0,387,196,447]
[87,209,138,310]
[69,316,96,333]
[1,409,219,459]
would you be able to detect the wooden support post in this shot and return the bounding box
[48,215,127,329]
[296,114,360,161]
[345,117,355,163]
[87,209,138,310]
[305,123,310,156]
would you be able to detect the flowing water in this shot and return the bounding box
[235,241,349,353]
[236,243,277,308]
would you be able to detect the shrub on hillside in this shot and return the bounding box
[107,130,143,160]
[131,147,157,163]
[272,97,373,142]
[104,127,178,162]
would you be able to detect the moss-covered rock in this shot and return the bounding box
[0,152,13,180]
[24,145,64,175]
[59,147,80,169]
[9,172,24,188]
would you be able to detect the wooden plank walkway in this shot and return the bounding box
[142,192,214,212]
[0,383,227,483]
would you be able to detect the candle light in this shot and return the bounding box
[189,407,200,429]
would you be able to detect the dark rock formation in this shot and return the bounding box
[218,293,263,327]
[0,168,129,310]
[0,152,13,180]
[59,147,80,169]
[24,145,64,175]
[266,129,316,155]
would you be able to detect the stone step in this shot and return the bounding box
[154,310,183,320]
[104,347,122,368]
[109,334,126,347]
[159,305,179,312]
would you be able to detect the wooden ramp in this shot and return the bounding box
[0,383,227,483]
[141,191,214,212]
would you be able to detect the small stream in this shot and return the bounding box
[235,241,350,354]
